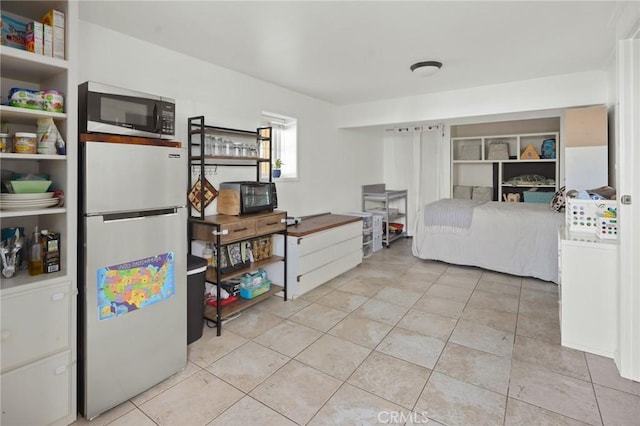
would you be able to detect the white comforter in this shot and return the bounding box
[412,200,564,283]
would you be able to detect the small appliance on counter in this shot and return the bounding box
[217,181,277,215]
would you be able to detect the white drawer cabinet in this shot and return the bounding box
[266,215,363,298]
[1,350,74,426]
[1,281,72,372]
[1,280,77,426]
[559,230,618,357]
[289,235,363,297]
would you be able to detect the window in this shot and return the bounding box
[261,112,297,179]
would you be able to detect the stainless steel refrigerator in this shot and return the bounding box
[78,135,187,419]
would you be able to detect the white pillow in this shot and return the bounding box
[453,185,472,199]
[472,186,492,201]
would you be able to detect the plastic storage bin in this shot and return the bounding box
[240,279,271,299]
[567,199,617,233]
[363,241,373,258]
[596,215,618,240]
[346,211,373,229]
[372,214,383,236]
[372,234,383,253]
[187,255,208,345]
[523,190,554,204]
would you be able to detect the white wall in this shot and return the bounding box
[335,71,609,129]
[78,21,383,217]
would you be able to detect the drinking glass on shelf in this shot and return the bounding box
[222,139,232,156]
[213,137,222,156]
[232,141,242,157]
[204,135,213,156]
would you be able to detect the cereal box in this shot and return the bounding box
[43,24,53,57]
[41,9,64,59]
[26,21,43,54]
[1,13,27,49]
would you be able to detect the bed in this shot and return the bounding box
[412,199,564,283]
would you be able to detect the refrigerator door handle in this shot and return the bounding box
[102,207,180,223]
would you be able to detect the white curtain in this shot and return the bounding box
[417,124,447,207]
[383,124,446,237]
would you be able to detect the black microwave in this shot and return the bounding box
[79,81,175,139]
[217,182,277,215]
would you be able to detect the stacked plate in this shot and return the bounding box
[0,192,59,211]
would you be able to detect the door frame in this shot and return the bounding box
[616,25,640,381]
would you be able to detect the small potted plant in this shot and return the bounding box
[272,158,283,178]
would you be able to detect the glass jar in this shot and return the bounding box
[232,141,242,157]
[202,242,213,266]
[240,143,250,157]
[213,137,222,156]
[203,134,213,156]
[14,132,37,154]
[0,133,11,153]
[222,139,232,156]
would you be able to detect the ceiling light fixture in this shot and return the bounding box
[410,61,443,77]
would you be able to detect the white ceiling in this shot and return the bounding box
[79,1,628,106]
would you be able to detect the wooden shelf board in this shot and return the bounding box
[0,46,68,81]
[453,159,556,163]
[204,284,284,321]
[0,152,66,160]
[0,105,67,121]
[501,184,556,188]
[0,207,66,219]
[205,256,285,282]
[189,124,256,136]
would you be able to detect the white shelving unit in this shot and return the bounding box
[0,2,77,425]
[362,184,408,247]
[451,132,559,202]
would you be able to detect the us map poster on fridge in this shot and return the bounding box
[97,253,175,320]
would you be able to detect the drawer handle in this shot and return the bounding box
[55,365,67,375]
[212,229,229,236]
[232,227,248,232]
[51,292,65,302]
[265,222,279,226]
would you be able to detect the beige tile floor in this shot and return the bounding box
[73,238,640,426]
